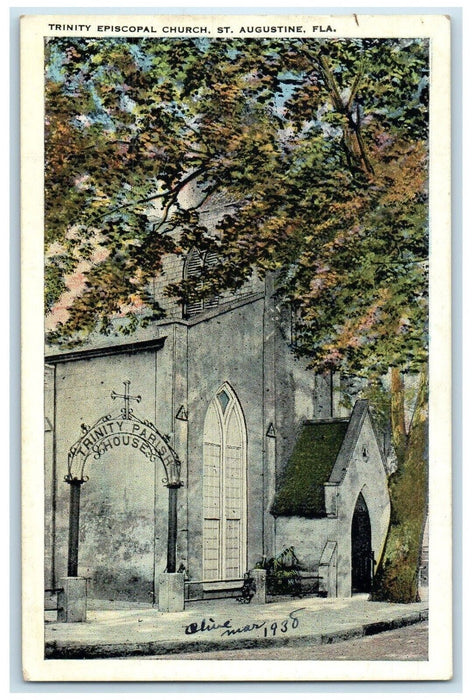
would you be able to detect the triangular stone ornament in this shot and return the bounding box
[266,422,276,438]
[176,405,188,421]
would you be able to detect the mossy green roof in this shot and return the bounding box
[271,421,349,518]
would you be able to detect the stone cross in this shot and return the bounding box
[111,380,141,419]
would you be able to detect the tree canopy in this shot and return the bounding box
[45,36,428,377]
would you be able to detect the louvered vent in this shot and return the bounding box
[184,248,204,317]
[202,251,219,310]
[183,247,219,318]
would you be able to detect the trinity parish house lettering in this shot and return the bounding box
[69,418,174,467]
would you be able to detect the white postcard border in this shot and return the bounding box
[20,12,452,682]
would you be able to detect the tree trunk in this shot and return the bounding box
[372,366,428,602]
[390,367,407,465]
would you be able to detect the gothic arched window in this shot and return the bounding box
[202,384,247,580]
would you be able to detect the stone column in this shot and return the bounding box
[158,572,185,612]
[57,576,87,622]
[251,568,267,604]
[315,372,333,418]
[262,275,277,559]
[319,541,338,598]
[66,477,85,577]
[166,485,179,573]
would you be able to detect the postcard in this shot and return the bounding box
[21,12,452,682]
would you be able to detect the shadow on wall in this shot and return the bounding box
[90,567,154,603]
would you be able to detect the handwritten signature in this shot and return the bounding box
[184,607,304,638]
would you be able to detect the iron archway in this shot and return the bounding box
[65,381,183,578]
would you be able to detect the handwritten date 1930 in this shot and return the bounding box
[184,608,304,638]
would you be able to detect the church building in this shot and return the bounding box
[44,232,392,605]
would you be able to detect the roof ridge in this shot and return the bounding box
[328,400,372,484]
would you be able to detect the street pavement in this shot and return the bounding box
[45,594,428,659]
[152,620,429,660]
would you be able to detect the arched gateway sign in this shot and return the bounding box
[68,416,181,484]
[65,381,183,579]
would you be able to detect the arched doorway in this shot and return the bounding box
[202,384,247,580]
[351,492,373,594]
[65,382,183,602]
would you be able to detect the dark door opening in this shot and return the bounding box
[351,492,373,594]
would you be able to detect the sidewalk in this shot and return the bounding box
[45,595,428,659]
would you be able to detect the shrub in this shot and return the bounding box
[254,546,302,596]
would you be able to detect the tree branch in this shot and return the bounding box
[318,53,374,177]
[317,54,345,112]
[345,62,365,113]
[92,166,206,221]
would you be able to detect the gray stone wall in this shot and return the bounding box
[152,254,184,320]
[45,285,320,601]
[50,349,170,603]
[275,516,337,572]
[44,365,55,589]
[185,296,266,579]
